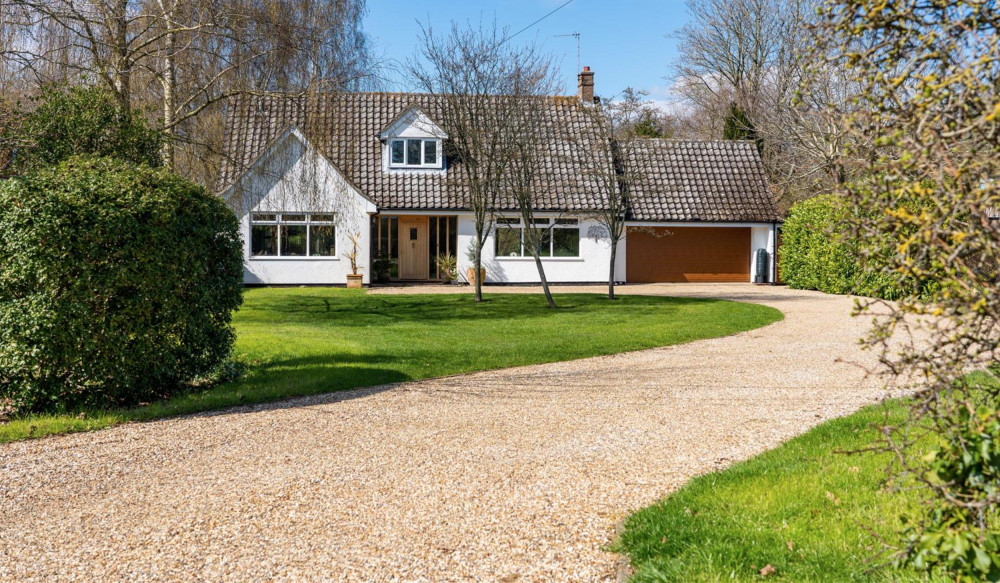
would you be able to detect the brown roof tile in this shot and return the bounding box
[219,93,779,222]
[625,139,779,222]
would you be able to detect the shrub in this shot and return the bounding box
[780,194,857,294]
[898,403,1000,580]
[4,85,162,173]
[0,156,243,414]
[780,193,939,300]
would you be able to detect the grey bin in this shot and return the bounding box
[754,248,769,284]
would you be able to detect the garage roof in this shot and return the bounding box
[625,139,780,222]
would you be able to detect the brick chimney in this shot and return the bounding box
[578,66,595,103]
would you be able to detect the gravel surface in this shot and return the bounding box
[1,284,889,582]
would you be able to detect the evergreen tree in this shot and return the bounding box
[722,102,762,153]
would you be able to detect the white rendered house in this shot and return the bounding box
[219,70,781,286]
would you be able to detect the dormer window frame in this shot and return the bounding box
[379,106,447,172]
[388,137,442,170]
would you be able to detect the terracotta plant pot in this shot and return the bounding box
[346,273,364,288]
[465,267,487,286]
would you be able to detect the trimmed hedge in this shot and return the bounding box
[780,194,856,294]
[780,194,938,300]
[0,156,243,414]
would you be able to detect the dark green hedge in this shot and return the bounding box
[780,194,937,300]
[780,194,856,294]
[0,156,243,414]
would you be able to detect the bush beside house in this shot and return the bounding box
[4,85,163,173]
[780,194,937,300]
[0,156,244,414]
[779,195,856,294]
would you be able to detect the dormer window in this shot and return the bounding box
[390,138,441,168]
[380,106,447,171]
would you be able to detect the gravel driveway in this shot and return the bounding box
[0,284,888,582]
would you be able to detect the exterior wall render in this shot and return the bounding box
[229,132,778,287]
[750,226,773,283]
[456,215,615,284]
[231,130,377,285]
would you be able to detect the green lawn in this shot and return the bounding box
[614,401,940,582]
[0,288,782,443]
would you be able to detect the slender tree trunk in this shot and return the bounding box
[532,250,557,308]
[474,239,483,302]
[608,238,617,300]
[159,0,176,169]
[111,0,130,109]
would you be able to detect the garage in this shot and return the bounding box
[626,226,751,283]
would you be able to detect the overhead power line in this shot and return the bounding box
[497,0,575,47]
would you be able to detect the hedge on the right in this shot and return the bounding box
[780,194,937,300]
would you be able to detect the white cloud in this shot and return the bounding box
[648,98,689,116]
[610,82,690,116]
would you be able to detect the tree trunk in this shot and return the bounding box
[608,239,617,300]
[532,250,557,309]
[111,0,130,109]
[159,0,177,170]
[474,241,483,302]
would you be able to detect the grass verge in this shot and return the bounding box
[614,400,940,582]
[1,288,782,443]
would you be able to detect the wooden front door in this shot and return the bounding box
[398,217,429,280]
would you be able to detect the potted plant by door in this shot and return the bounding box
[464,244,487,286]
[435,253,457,284]
[343,232,364,288]
[373,251,393,283]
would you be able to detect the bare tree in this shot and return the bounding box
[506,90,561,308]
[411,22,554,303]
[2,0,372,179]
[751,0,868,207]
[573,88,650,300]
[670,0,861,206]
[673,0,785,123]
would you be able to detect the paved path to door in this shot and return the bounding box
[0,285,889,582]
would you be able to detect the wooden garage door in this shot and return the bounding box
[626,227,751,283]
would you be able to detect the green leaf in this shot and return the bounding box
[974,548,993,573]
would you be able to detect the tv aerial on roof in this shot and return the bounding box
[554,32,581,73]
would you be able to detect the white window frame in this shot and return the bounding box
[388,138,442,169]
[494,217,580,258]
[249,213,338,259]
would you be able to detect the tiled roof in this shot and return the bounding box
[218,92,608,212]
[219,92,780,222]
[625,139,780,222]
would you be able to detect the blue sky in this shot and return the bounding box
[364,0,690,106]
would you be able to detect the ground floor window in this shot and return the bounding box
[495,217,579,258]
[250,213,336,257]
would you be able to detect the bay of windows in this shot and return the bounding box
[495,218,580,258]
[389,138,440,168]
[251,213,336,257]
